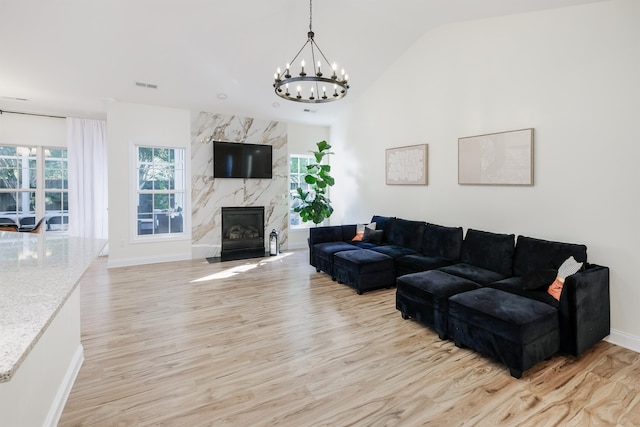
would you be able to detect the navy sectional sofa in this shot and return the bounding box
[308,215,610,378]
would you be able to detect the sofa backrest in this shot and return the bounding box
[512,235,588,277]
[370,215,395,241]
[386,218,426,251]
[422,223,463,260]
[340,224,357,242]
[461,229,515,276]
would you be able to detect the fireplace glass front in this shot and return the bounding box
[221,206,265,261]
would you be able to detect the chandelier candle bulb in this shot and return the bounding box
[285,63,291,78]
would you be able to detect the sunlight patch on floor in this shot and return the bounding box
[191,252,294,282]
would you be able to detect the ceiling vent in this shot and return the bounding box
[135,81,158,89]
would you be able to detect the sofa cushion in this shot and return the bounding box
[386,218,425,251]
[371,245,418,259]
[350,241,379,249]
[512,235,587,277]
[352,222,376,241]
[447,287,560,377]
[313,241,360,260]
[362,227,384,244]
[521,268,557,290]
[370,215,394,240]
[396,270,481,338]
[422,223,463,260]
[397,270,481,301]
[334,249,396,293]
[334,249,394,274]
[489,276,560,308]
[459,229,515,277]
[340,224,357,241]
[448,287,559,345]
[396,254,456,276]
[438,262,506,285]
[311,241,361,277]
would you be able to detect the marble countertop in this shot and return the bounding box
[0,232,106,382]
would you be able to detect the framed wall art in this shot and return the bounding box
[386,144,428,185]
[458,128,534,186]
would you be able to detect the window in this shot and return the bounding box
[135,146,186,237]
[44,148,68,230]
[0,145,68,231]
[289,154,314,228]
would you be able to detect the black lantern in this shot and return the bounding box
[269,229,279,256]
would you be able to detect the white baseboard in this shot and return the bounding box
[287,241,308,250]
[107,252,192,268]
[606,329,640,354]
[44,345,84,427]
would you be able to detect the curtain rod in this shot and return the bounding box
[0,109,66,119]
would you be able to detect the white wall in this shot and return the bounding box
[107,102,192,267]
[287,122,331,249]
[330,0,640,349]
[0,113,66,146]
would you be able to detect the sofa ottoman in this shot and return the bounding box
[448,287,560,378]
[396,270,481,339]
[313,241,361,279]
[334,249,395,294]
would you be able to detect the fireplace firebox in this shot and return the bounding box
[221,206,265,261]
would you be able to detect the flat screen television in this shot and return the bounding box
[213,141,272,179]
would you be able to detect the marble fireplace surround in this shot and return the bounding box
[191,112,289,259]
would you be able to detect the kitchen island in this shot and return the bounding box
[0,232,106,427]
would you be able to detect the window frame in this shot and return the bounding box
[131,144,190,242]
[289,153,325,229]
[0,144,68,232]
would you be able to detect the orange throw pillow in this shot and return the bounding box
[352,222,376,241]
[547,277,564,301]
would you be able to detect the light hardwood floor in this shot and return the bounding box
[59,250,640,426]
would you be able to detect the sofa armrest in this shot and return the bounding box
[308,225,356,265]
[308,226,344,246]
[558,264,610,356]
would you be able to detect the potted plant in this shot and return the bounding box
[293,140,335,225]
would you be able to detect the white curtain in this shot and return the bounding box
[67,118,108,243]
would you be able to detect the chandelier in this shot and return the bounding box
[273,0,349,103]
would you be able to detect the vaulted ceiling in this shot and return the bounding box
[0,0,606,126]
